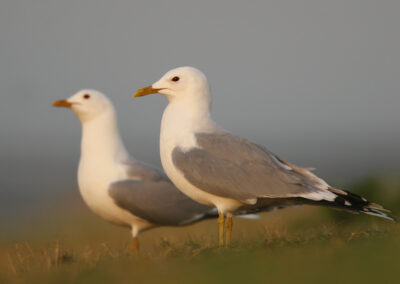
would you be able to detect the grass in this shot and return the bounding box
[1,175,400,283]
[1,206,399,284]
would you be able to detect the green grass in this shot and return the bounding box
[1,175,400,283]
[2,206,399,284]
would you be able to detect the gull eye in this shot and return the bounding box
[83,94,91,99]
[171,76,180,82]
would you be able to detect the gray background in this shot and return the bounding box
[1,0,399,218]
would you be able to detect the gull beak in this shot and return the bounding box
[134,86,162,98]
[52,100,73,108]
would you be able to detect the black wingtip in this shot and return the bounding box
[327,187,396,222]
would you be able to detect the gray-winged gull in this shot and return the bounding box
[53,89,217,252]
[134,66,394,247]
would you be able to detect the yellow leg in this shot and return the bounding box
[218,212,225,247]
[130,237,139,253]
[225,213,233,248]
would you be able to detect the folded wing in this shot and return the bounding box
[172,132,339,204]
[109,161,216,226]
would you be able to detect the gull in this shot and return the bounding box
[134,66,394,247]
[53,89,217,252]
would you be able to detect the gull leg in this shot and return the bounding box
[218,212,225,247]
[225,213,233,248]
[130,237,140,253]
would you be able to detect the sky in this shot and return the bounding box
[1,0,399,218]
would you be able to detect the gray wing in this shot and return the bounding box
[172,132,333,204]
[109,174,216,226]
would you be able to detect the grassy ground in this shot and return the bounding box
[1,175,400,283]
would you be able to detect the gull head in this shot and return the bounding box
[53,89,113,122]
[134,66,211,103]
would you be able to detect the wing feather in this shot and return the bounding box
[172,132,335,204]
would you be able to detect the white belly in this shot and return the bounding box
[160,140,243,214]
[78,162,153,232]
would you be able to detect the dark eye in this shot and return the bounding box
[83,94,90,99]
[172,76,180,82]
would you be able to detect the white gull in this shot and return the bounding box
[53,89,217,251]
[134,66,394,247]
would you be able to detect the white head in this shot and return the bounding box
[53,89,114,123]
[134,66,211,104]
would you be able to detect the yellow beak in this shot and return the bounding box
[134,86,162,98]
[52,100,73,108]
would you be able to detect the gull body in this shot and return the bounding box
[134,67,394,246]
[53,90,216,250]
[159,91,243,213]
[76,95,152,234]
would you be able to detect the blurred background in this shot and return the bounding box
[1,0,400,232]
[1,1,400,282]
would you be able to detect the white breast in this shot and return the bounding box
[78,158,141,226]
[160,103,243,214]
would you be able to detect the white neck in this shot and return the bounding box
[160,95,219,156]
[80,109,129,167]
[163,93,215,130]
